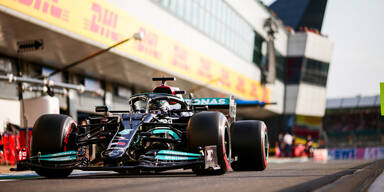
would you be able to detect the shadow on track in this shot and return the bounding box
[277,161,374,192]
[67,171,197,180]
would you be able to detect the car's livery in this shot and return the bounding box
[17,77,269,177]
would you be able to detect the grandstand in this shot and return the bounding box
[323,95,384,147]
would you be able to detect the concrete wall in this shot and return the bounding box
[0,99,20,132]
[77,94,104,113]
[288,32,333,63]
[21,96,60,127]
[296,83,327,116]
[266,79,285,114]
[285,85,299,114]
[285,81,327,116]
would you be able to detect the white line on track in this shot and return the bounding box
[268,157,309,164]
[368,171,384,192]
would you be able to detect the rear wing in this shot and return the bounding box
[185,96,236,121]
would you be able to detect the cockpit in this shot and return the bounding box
[128,94,188,116]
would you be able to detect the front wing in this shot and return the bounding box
[16,147,219,172]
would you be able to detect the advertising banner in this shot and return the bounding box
[313,149,328,162]
[293,115,322,141]
[328,147,384,160]
[0,0,270,101]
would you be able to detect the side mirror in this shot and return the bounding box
[95,105,109,113]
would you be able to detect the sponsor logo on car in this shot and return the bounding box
[185,98,229,105]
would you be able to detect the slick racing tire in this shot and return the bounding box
[230,120,268,171]
[31,114,77,178]
[187,111,231,175]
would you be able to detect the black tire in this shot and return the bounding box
[187,111,231,175]
[231,120,268,171]
[31,114,77,178]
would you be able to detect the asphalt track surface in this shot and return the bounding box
[0,159,382,192]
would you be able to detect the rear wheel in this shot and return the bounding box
[231,120,268,171]
[31,114,77,178]
[187,111,231,175]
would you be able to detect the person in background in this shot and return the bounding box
[305,135,314,157]
[283,132,293,157]
[277,133,284,157]
[291,135,296,157]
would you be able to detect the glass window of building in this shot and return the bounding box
[192,1,199,27]
[160,0,169,8]
[184,0,192,22]
[285,57,303,84]
[152,0,260,63]
[169,0,177,13]
[253,33,264,65]
[176,0,184,18]
[0,57,13,74]
[275,51,285,81]
[302,58,329,86]
[197,5,204,31]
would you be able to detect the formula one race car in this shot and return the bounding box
[22,77,268,177]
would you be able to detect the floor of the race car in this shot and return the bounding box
[0,170,115,181]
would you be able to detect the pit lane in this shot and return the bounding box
[0,159,381,192]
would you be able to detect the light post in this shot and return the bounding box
[263,17,278,84]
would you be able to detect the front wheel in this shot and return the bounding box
[231,120,268,171]
[31,114,77,178]
[187,111,231,175]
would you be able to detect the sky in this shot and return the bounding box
[261,0,384,98]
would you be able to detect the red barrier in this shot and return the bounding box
[18,128,32,157]
[1,128,32,165]
[294,144,306,157]
[3,133,16,165]
[0,136,3,164]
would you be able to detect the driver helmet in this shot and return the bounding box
[133,100,146,112]
[150,100,170,112]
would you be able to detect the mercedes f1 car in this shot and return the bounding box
[22,77,269,177]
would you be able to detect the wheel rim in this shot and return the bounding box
[224,123,231,163]
[219,122,231,171]
[264,131,269,162]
